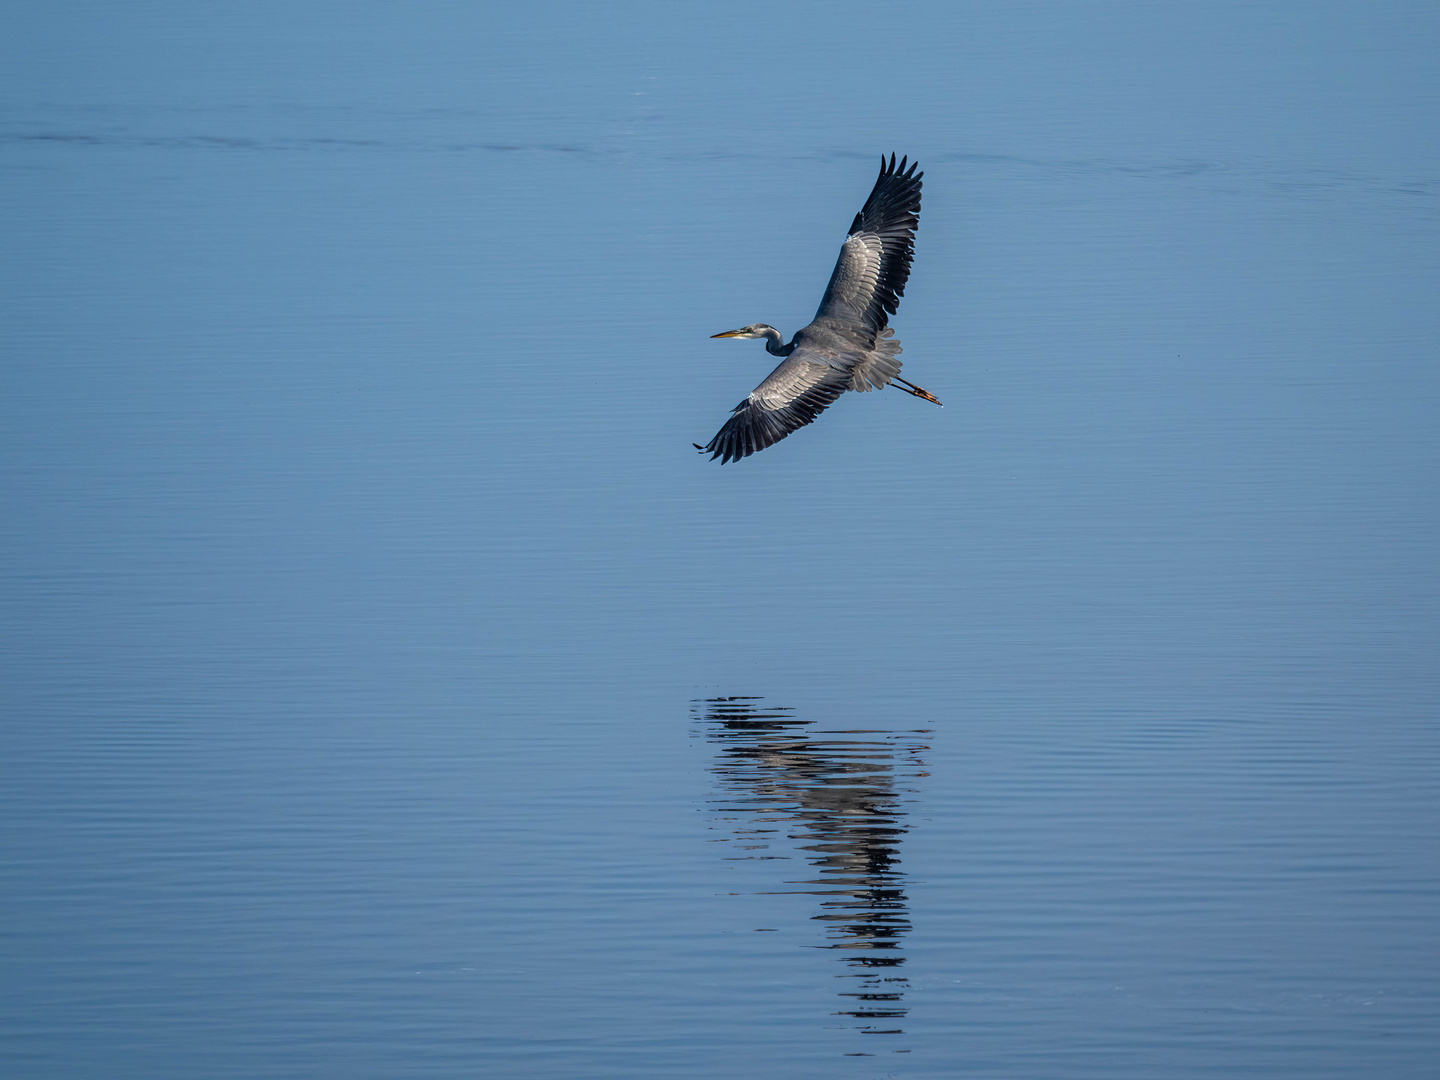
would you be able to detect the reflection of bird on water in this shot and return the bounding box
[693,697,930,1036]
[696,155,941,464]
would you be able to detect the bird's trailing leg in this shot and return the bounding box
[892,376,943,406]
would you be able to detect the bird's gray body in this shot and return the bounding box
[699,154,937,464]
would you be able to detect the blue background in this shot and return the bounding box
[3,3,1438,1077]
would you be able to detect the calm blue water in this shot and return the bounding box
[3,2,1438,1077]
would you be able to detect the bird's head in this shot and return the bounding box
[711,324,776,340]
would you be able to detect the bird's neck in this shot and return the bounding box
[761,328,795,356]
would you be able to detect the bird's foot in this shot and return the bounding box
[893,376,943,406]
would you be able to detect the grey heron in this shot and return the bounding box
[696,154,940,465]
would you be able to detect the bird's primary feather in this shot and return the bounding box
[700,359,850,465]
[813,156,922,341]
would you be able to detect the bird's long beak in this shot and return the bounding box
[710,330,745,338]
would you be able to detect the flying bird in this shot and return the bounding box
[696,153,940,464]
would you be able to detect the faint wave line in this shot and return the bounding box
[0,132,590,154]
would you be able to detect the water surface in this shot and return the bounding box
[3,2,1438,1077]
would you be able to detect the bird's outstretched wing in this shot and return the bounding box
[811,154,922,344]
[696,354,850,465]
